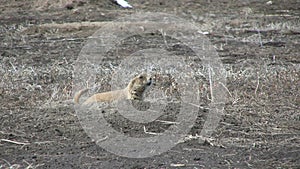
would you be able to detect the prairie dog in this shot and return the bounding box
[74,74,152,105]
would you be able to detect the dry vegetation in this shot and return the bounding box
[0,0,299,168]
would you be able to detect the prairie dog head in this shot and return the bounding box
[127,73,152,100]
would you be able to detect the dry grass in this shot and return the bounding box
[33,0,88,10]
[0,0,299,168]
[218,59,299,148]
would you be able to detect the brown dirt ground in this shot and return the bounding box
[0,0,299,168]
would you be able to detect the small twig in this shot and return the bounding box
[257,28,263,47]
[170,163,185,167]
[186,102,209,110]
[34,141,54,145]
[155,120,178,124]
[254,75,260,95]
[0,158,11,167]
[23,160,33,169]
[159,29,169,48]
[208,65,214,101]
[272,55,276,63]
[95,136,108,143]
[147,109,160,113]
[170,163,205,167]
[183,147,205,151]
[9,61,17,72]
[219,82,232,98]
[143,126,162,135]
[1,139,30,145]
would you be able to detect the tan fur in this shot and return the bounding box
[74,73,152,105]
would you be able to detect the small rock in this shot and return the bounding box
[266,1,272,5]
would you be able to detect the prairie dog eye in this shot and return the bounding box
[139,75,144,79]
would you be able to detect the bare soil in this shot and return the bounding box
[0,0,299,168]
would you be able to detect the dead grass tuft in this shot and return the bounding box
[33,0,88,10]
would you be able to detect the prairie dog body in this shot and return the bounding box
[74,74,152,105]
